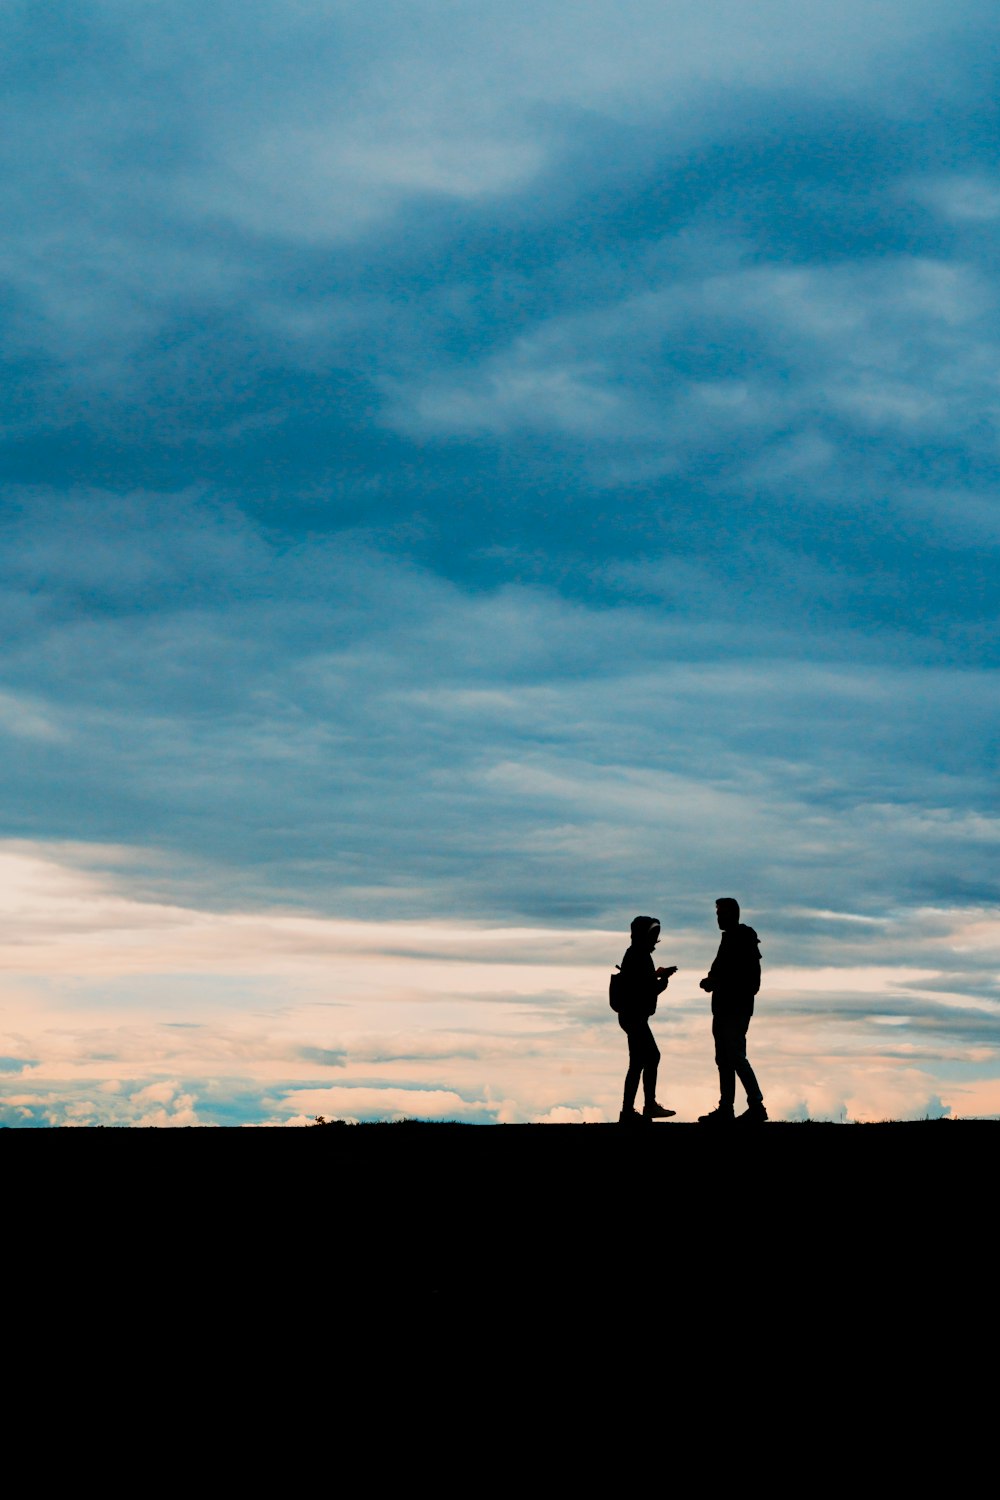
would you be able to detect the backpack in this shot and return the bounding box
[609,965,625,1012]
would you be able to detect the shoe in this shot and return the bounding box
[697,1106,735,1125]
[642,1102,676,1119]
[736,1103,768,1124]
[619,1109,646,1125]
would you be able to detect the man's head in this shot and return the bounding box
[631,914,661,951]
[715,897,740,930]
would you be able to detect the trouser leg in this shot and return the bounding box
[643,1032,661,1110]
[622,1018,641,1110]
[713,1014,748,1110]
[623,1054,642,1111]
[735,1053,763,1106]
[623,1019,659,1111]
[729,1014,762,1105]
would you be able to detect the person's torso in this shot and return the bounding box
[710,925,761,1009]
[618,944,658,1020]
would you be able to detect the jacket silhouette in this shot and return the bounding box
[617,914,676,1125]
[698,899,768,1125]
[617,942,661,1022]
[704,922,761,1014]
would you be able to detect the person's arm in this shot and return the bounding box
[700,938,723,992]
[656,965,677,994]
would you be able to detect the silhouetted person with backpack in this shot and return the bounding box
[697,897,767,1125]
[616,915,677,1125]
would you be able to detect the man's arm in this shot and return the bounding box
[700,937,724,992]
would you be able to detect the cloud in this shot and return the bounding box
[0,1056,38,1075]
[1,4,999,1124]
[0,497,996,931]
[0,690,64,742]
[276,1085,494,1124]
[386,254,1000,510]
[533,1105,607,1124]
[910,174,1000,224]
[0,841,996,1126]
[1,3,962,267]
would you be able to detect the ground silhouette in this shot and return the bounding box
[13,1115,994,1343]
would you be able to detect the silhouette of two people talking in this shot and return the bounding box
[616,898,767,1125]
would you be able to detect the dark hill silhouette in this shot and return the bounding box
[13,1116,993,1369]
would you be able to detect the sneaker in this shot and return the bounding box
[642,1102,676,1119]
[697,1106,735,1125]
[619,1109,646,1125]
[736,1103,768,1124]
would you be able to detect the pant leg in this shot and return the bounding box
[733,1018,763,1106]
[712,1013,735,1109]
[621,1015,642,1110]
[714,1012,762,1108]
[622,1016,659,1110]
[640,1019,660,1109]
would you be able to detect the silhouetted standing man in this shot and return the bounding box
[697,898,767,1125]
[617,915,677,1125]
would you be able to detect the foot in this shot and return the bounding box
[736,1102,768,1124]
[697,1106,735,1124]
[619,1108,646,1125]
[642,1101,676,1119]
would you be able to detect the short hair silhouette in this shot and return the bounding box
[715,897,740,921]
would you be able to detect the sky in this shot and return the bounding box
[1,0,998,1126]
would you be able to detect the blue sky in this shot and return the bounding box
[1,0,997,1125]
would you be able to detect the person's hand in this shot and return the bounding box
[699,977,712,991]
[656,965,677,978]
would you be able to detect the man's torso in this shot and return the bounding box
[709,924,761,1015]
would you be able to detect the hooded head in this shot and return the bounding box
[630,915,661,949]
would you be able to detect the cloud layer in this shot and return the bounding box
[1,3,998,1121]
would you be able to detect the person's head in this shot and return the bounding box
[715,897,740,930]
[631,914,661,951]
